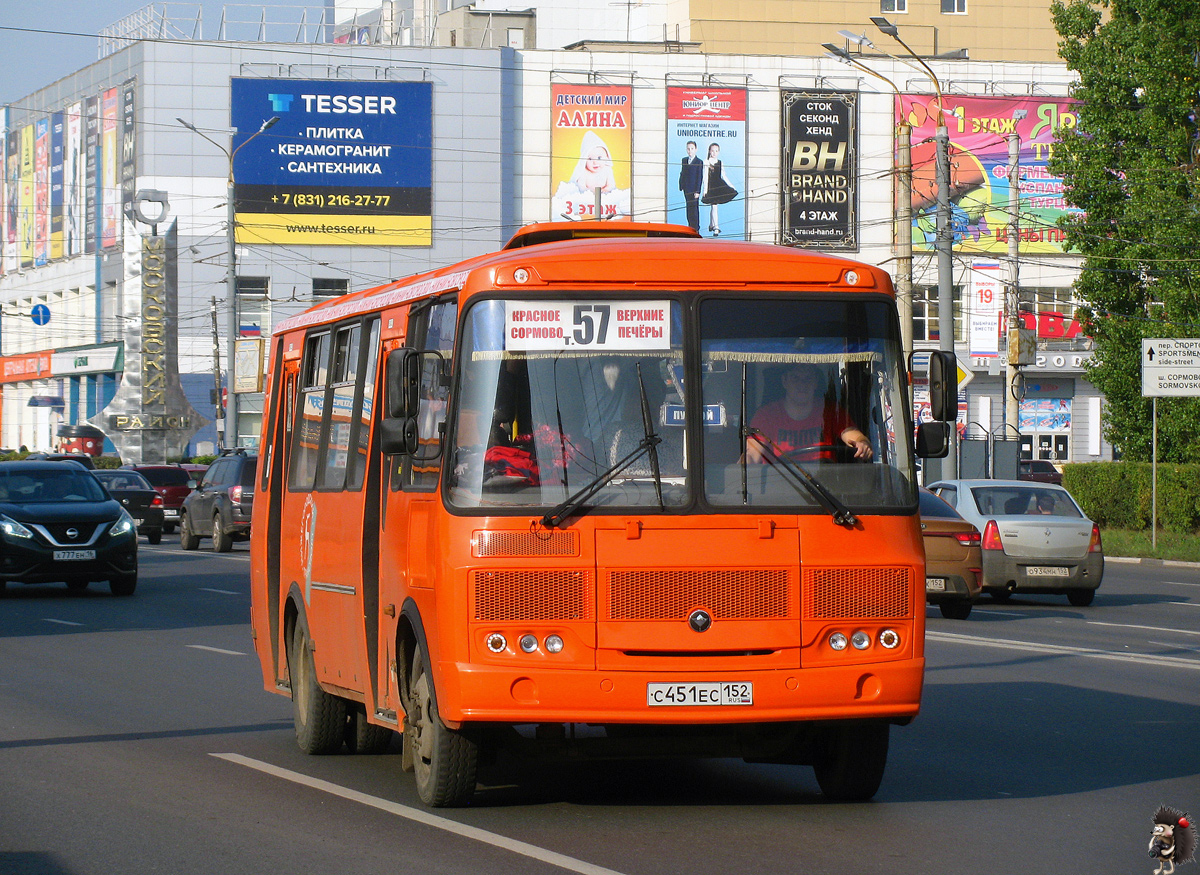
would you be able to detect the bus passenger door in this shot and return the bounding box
[377,297,456,715]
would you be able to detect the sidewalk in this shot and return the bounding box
[1106,556,1200,568]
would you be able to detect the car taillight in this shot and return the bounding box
[981,519,1004,551]
[229,485,243,503]
[152,495,163,506]
[955,530,981,547]
[1089,524,1102,553]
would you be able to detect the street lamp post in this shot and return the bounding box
[823,40,914,361]
[177,115,278,449]
[870,16,957,477]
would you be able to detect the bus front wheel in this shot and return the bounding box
[290,622,346,755]
[407,644,479,807]
[813,721,889,801]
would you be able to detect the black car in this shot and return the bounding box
[93,470,165,544]
[180,449,257,553]
[0,461,138,595]
[23,452,95,469]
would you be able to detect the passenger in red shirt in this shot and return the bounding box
[747,363,873,462]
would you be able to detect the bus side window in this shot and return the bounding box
[394,297,457,492]
[289,331,331,492]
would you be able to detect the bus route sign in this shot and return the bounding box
[1142,338,1200,397]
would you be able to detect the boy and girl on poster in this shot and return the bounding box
[550,86,743,238]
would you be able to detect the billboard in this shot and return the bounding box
[666,88,745,240]
[34,117,48,266]
[101,87,119,250]
[550,83,632,220]
[229,78,432,246]
[50,110,63,261]
[897,94,1081,255]
[781,90,858,250]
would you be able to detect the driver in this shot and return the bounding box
[747,362,873,462]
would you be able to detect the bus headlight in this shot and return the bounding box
[544,635,564,654]
[829,632,848,651]
[518,634,539,653]
[851,631,871,650]
[485,633,507,653]
[879,629,901,649]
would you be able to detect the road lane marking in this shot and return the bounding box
[212,753,630,875]
[1086,620,1200,636]
[928,631,1200,671]
[44,619,83,627]
[200,588,240,595]
[186,645,246,656]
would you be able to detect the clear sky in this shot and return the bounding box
[0,2,332,107]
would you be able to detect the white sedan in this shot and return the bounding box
[926,479,1104,606]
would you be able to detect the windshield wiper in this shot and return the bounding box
[540,365,663,529]
[742,427,859,528]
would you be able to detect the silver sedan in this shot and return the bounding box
[926,479,1104,606]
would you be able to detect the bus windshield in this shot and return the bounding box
[446,294,914,513]
[449,298,687,511]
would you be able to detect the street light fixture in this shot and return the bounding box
[177,115,278,449]
[871,15,957,477]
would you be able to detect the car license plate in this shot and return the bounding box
[647,682,753,707]
[164,509,179,519]
[53,550,96,561]
[926,577,947,591]
[1026,565,1070,577]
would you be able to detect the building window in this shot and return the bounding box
[313,278,349,298]
[941,0,966,12]
[912,285,965,344]
[507,28,525,49]
[236,276,270,339]
[881,0,907,12]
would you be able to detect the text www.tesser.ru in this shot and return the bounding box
[286,223,378,234]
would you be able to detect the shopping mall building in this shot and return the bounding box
[0,6,1107,464]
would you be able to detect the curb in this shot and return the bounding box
[1106,556,1200,569]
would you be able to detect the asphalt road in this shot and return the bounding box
[0,543,1196,875]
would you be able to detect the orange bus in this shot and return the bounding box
[249,221,957,807]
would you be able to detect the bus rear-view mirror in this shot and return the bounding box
[385,348,422,419]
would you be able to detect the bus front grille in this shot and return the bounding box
[606,569,792,620]
[473,569,593,621]
[801,566,912,619]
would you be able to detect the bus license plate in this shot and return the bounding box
[53,550,96,561]
[1026,566,1069,577]
[926,577,947,591]
[647,682,753,707]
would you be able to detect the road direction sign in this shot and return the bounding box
[1142,338,1200,396]
[30,304,50,326]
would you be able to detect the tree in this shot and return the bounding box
[1049,0,1200,461]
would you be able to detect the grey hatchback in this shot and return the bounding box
[179,449,256,553]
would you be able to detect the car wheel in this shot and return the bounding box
[344,706,394,755]
[407,643,479,807]
[813,721,889,802]
[939,600,972,620]
[179,513,200,550]
[289,621,346,755]
[66,579,89,592]
[1067,589,1095,607]
[990,588,1012,602]
[147,528,163,546]
[109,574,137,596]
[211,514,233,553]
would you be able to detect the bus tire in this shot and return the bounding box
[211,515,233,553]
[344,706,394,754]
[813,721,889,802]
[290,621,346,755]
[179,513,200,550]
[407,643,478,807]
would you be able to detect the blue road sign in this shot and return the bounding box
[31,304,50,326]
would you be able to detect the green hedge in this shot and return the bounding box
[1064,462,1200,534]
